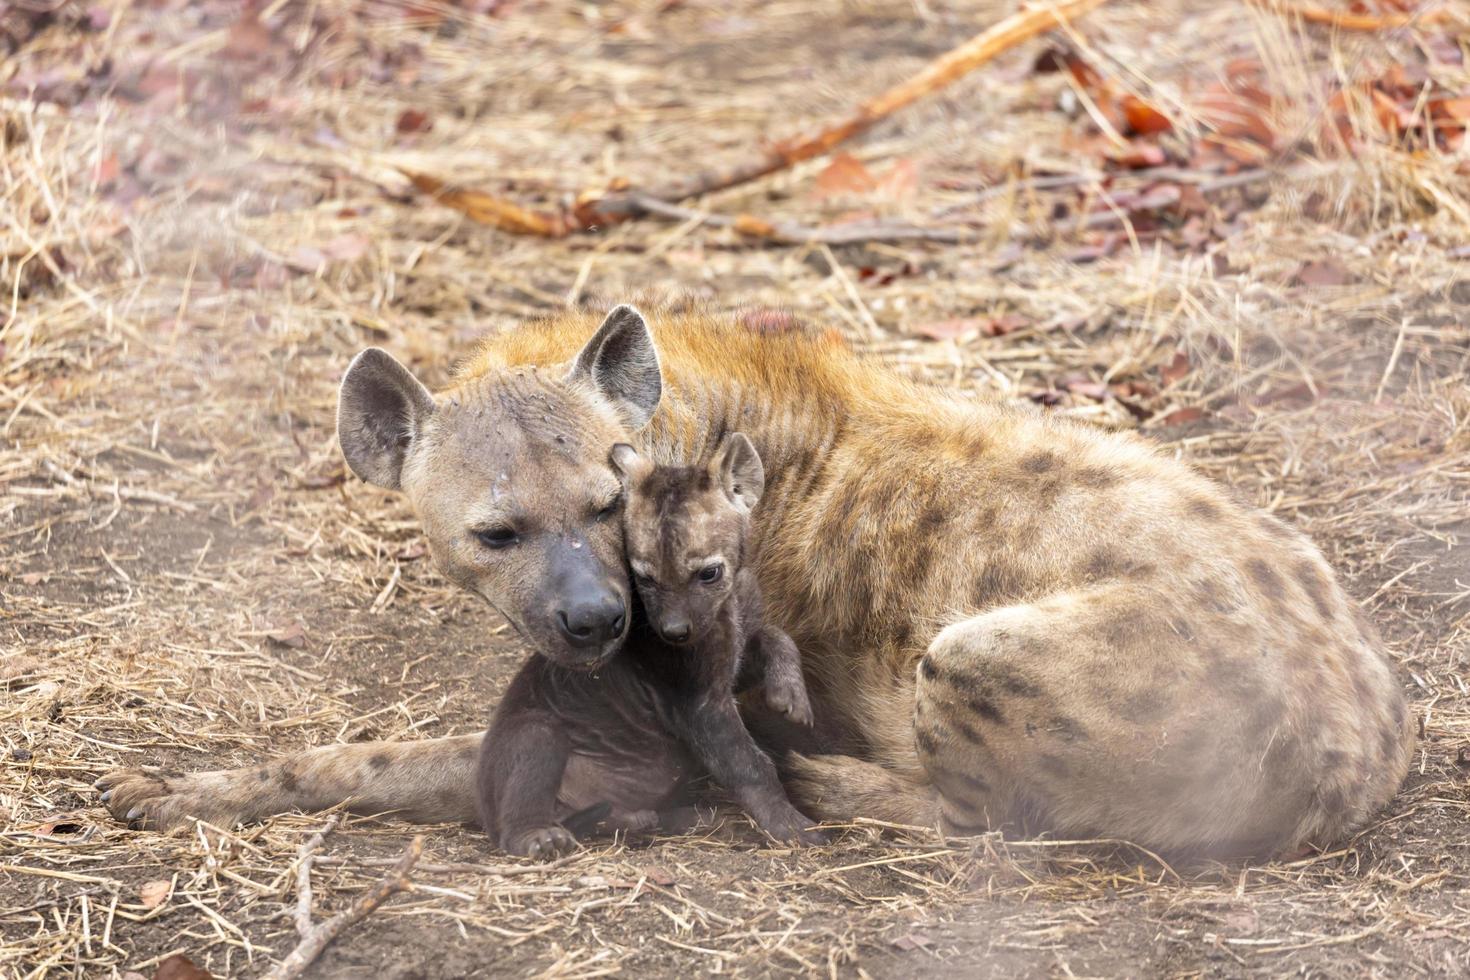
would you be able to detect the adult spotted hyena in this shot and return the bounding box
[97,304,1413,858]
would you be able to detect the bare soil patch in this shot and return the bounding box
[3,1,1468,977]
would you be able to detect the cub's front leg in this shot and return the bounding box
[748,626,813,726]
[477,710,577,860]
[678,695,827,845]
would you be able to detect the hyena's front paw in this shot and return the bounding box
[756,804,829,846]
[764,679,814,727]
[505,825,578,860]
[94,768,236,832]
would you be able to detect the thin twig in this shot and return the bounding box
[403,0,1110,237]
[292,816,340,938]
[261,836,422,980]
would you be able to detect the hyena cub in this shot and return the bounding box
[476,433,823,858]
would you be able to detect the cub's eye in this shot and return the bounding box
[697,563,724,584]
[595,495,623,521]
[633,570,655,587]
[476,526,518,550]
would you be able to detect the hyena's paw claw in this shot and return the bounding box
[507,826,578,861]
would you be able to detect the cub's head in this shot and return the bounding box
[609,433,764,646]
[337,306,661,671]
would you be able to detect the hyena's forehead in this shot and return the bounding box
[435,368,621,458]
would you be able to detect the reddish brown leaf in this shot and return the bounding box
[224,15,272,60]
[890,931,933,952]
[1106,142,1166,169]
[1293,260,1353,287]
[1196,85,1275,144]
[638,865,676,887]
[322,234,369,262]
[396,108,433,134]
[910,318,980,341]
[1160,350,1191,385]
[153,954,213,980]
[1158,406,1205,426]
[814,153,879,197]
[139,879,171,910]
[1430,97,1470,123]
[1122,96,1172,135]
[266,623,307,648]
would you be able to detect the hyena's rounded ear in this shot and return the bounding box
[716,432,764,512]
[337,348,436,490]
[567,305,663,429]
[608,443,648,485]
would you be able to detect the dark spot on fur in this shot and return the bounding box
[950,717,984,744]
[964,692,1004,724]
[1259,514,1295,540]
[1317,783,1350,814]
[1247,558,1284,599]
[256,768,270,783]
[369,753,391,771]
[1194,578,1238,614]
[974,562,1024,607]
[1187,496,1222,520]
[278,765,299,792]
[919,504,948,531]
[1118,689,1173,724]
[1245,695,1287,735]
[1038,753,1071,778]
[1378,725,1400,763]
[1021,451,1058,474]
[931,764,991,799]
[1296,560,1335,622]
[1321,749,1349,772]
[1169,618,1197,642]
[983,664,1043,698]
[1045,716,1088,743]
[1075,465,1120,489]
[916,728,941,756]
[919,656,939,683]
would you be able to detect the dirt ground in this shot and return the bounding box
[3,0,1469,977]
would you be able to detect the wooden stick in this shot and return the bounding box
[1245,0,1456,32]
[291,816,339,938]
[261,835,422,980]
[404,0,1109,238]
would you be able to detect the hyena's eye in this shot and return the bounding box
[476,526,518,550]
[697,562,724,584]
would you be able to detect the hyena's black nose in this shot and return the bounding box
[557,593,626,647]
[659,621,691,645]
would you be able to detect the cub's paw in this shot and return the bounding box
[757,807,830,847]
[764,680,814,727]
[506,825,578,861]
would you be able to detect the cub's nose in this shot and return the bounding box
[659,621,691,645]
[556,594,626,647]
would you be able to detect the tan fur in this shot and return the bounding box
[99,305,1413,857]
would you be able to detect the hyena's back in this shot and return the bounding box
[759,385,1412,856]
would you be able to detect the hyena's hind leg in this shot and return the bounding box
[911,583,1409,856]
[96,734,483,831]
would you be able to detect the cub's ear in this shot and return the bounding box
[567,305,662,429]
[337,348,436,490]
[715,432,764,512]
[608,443,649,485]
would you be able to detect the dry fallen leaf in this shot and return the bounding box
[1293,259,1353,287]
[139,879,171,909]
[396,108,433,134]
[1121,95,1172,135]
[814,153,878,197]
[266,622,307,648]
[910,318,981,341]
[1160,350,1190,385]
[153,954,213,980]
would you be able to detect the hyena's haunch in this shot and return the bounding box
[97,304,1413,859]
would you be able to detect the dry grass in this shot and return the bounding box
[2,0,1468,976]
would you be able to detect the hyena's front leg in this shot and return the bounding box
[96,734,483,831]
